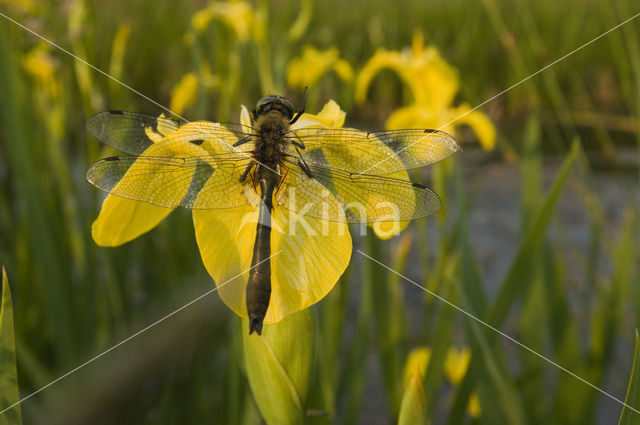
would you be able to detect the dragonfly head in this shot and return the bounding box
[254,95,295,121]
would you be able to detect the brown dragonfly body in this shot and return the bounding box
[243,96,305,334]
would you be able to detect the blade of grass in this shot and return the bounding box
[0,267,22,424]
[374,231,411,415]
[454,216,528,425]
[0,19,76,363]
[489,140,580,325]
[337,233,376,425]
[618,330,640,425]
[447,140,580,423]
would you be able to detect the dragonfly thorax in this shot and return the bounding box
[254,112,289,165]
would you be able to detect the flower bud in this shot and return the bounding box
[398,370,428,425]
[241,308,315,425]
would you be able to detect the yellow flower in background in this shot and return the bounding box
[402,347,431,387]
[444,346,481,418]
[92,101,352,326]
[1,0,38,15]
[22,43,61,98]
[169,73,198,115]
[191,0,254,42]
[168,66,220,115]
[444,346,471,384]
[286,45,354,89]
[355,32,495,150]
[402,346,481,418]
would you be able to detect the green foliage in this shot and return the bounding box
[0,268,22,425]
[618,331,640,425]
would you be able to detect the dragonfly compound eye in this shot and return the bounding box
[255,95,295,120]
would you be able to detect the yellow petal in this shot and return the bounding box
[290,99,346,129]
[269,207,351,322]
[193,206,257,319]
[240,104,252,128]
[373,220,409,240]
[444,346,471,385]
[193,201,351,324]
[192,2,254,41]
[449,105,496,151]
[402,347,431,387]
[468,392,482,418]
[92,195,173,247]
[333,58,355,82]
[385,105,451,131]
[291,100,414,237]
[169,73,198,115]
[355,43,459,110]
[354,48,397,104]
[316,99,347,127]
[286,46,352,88]
[191,7,214,32]
[91,129,215,246]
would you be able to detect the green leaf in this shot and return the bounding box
[374,231,411,414]
[488,140,580,326]
[0,267,22,424]
[618,330,640,425]
[241,308,315,425]
[337,233,376,425]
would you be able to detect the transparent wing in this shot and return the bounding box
[87,153,255,209]
[87,111,182,155]
[87,111,256,155]
[288,127,460,175]
[276,158,441,223]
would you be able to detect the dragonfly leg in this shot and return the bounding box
[274,167,289,198]
[239,162,253,183]
[291,135,306,150]
[295,146,313,178]
[233,135,253,147]
[288,86,307,125]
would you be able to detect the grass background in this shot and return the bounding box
[1,0,640,423]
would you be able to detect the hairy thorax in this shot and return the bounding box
[255,112,289,166]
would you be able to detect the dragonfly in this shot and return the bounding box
[86,95,461,334]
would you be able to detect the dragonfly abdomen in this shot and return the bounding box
[246,175,276,335]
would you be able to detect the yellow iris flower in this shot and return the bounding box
[355,32,496,150]
[402,346,481,418]
[91,101,353,325]
[22,43,61,99]
[191,0,254,42]
[286,45,354,89]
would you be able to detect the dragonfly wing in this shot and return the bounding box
[87,111,257,156]
[290,127,460,175]
[87,111,182,155]
[87,138,254,210]
[277,158,441,223]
